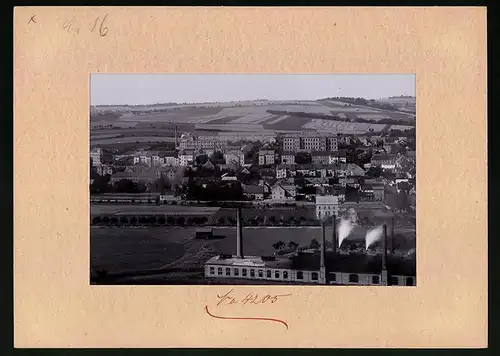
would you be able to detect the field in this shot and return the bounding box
[90,226,416,276]
[90,99,416,145]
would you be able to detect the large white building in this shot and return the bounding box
[282,132,338,152]
[179,133,226,151]
[315,195,339,220]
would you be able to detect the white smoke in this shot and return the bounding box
[365,225,384,250]
[337,218,354,247]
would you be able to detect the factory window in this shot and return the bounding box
[234,268,239,276]
[372,276,380,285]
[390,276,399,285]
[283,271,288,279]
[297,271,304,280]
[258,270,263,278]
[267,270,272,278]
[209,267,215,275]
[217,267,223,276]
[312,272,318,281]
[242,268,247,277]
[349,274,359,283]
[275,271,280,279]
[330,273,336,282]
[405,277,413,286]
[250,269,255,277]
[225,268,231,276]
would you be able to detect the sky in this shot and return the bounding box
[90,74,415,106]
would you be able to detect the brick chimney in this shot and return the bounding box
[236,207,244,258]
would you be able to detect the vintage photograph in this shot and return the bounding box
[90,74,416,286]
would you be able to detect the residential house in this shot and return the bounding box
[315,195,339,220]
[90,147,102,166]
[242,185,265,200]
[179,150,195,166]
[276,164,294,179]
[258,150,276,165]
[371,154,397,170]
[202,159,215,171]
[161,151,179,167]
[257,180,273,197]
[219,163,238,173]
[329,151,348,164]
[157,166,178,183]
[271,182,296,201]
[339,176,361,188]
[96,165,113,176]
[225,150,245,165]
[221,172,238,181]
[259,167,276,180]
[179,133,226,152]
[345,163,365,177]
[280,151,296,165]
[239,167,251,175]
[311,151,330,165]
[373,184,385,201]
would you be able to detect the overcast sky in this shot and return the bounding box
[90,74,415,106]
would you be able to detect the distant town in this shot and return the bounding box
[90,95,416,286]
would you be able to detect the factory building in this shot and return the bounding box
[204,210,416,286]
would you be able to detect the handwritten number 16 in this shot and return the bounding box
[91,14,108,37]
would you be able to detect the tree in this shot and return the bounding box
[158,216,166,225]
[366,166,383,178]
[295,152,311,165]
[91,175,111,194]
[177,216,185,225]
[166,216,175,225]
[272,240,286,252]
[288,241,299,250]
[196,154,209,165]
[310,238,321,250]
[210,151,225,164]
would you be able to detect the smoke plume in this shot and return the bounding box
[365,225,384,250]
[337,218,354,247]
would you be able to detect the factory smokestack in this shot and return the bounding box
[320,220,326,268]
[382,224,388,270]
[236,208,244,258]
[332,215,337,254]
[391,216,395,254]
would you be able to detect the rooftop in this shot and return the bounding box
[205,255,293,269]
[205,252,416,275]
[242,185,265,194]
[372,154,396,161]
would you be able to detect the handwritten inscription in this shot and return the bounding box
[205,289,292,329]
[62,14,108,37]
[216,289,292,306]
